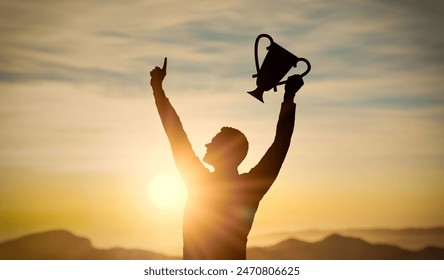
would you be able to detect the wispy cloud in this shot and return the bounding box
[1,0,442,167]
[3,1,442,104]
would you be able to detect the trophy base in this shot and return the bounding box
[247,87,265,103]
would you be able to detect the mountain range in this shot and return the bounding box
[248,234,444,260]
[1,230,443,260]
[250,227,444,251]
[0,230,177,260]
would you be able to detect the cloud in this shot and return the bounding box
[371,0,444,65]
[1,0,442,90]
[1,0,443,172]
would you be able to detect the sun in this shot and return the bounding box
[147,173,187,209]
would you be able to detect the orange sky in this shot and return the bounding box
[1,0,443,256]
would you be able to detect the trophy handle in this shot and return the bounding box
[252,34,273,78]
[276,57,312,86]
[298,57,311,77]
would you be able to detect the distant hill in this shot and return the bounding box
[250,227,444,251]
[0,230,178,260]
[1,230,443,260]
[248,234,444,260]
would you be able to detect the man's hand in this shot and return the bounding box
[150,57,167,88]
[284,75,304,102]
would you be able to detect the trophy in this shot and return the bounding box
[248,34,311,102]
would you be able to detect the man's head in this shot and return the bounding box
[203,127,249,170]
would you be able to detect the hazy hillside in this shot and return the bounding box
[0,230,178,260]
[1,230,443,260]
[250,227,444,251]
[248,234,444,260]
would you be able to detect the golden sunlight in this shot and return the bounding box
[147,173,187,209]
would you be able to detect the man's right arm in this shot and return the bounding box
[150,58,207,178]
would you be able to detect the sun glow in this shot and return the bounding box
[147,173,187,209]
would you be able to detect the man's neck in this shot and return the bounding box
[213,166,239,178]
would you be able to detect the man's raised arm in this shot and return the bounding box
[246,75,304,197]
[150,58,205,178]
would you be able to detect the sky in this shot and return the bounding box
[1,0,443,256]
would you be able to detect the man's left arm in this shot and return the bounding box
[246,75,304,197]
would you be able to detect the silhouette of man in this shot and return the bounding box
[150,57,303,260]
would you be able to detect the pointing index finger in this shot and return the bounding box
[162,57,167,71]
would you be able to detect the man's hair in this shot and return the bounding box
[219,127,249,166]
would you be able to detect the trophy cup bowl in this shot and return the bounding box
[248,34,311,102]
